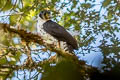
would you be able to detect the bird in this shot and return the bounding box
[36,10,78,53]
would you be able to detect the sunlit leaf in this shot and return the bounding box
[9,15,20,25]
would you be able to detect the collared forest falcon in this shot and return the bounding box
[37,10,78,53]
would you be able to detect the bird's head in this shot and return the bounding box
[39,10,51,20]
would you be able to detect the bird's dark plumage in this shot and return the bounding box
[43,20,78,50]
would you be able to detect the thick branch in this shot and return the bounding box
[0,55,57,70]
[0,23,85,66]
[0,23,43,44]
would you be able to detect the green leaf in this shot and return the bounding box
[0,58,7,64]
[81,3,91,9]
[102,0,111,8]
[2,0,13,11]
[9,15,20,25]
[107,11,113,20]
[9,61,16,65]
[0,0,6,8]
[14,51,21,61]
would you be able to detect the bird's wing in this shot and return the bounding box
[43,20,78,49]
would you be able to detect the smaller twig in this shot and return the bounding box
[31,48,47,52]
[23,69,26,80]
[17,70,21,80]
[0,52,9,58]
[30,71,39,79]
[0,12,24,17]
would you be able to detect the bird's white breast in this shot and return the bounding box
[36,17,69,52]
[37,17,58,44]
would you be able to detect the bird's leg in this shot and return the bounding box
[56,41,61,49]
[58,41,61,49]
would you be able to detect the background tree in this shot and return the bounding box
[0,0,120,80]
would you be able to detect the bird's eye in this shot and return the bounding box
[39,10,51,19]
[44,12,46,15]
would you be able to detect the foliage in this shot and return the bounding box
[0,0,120,80]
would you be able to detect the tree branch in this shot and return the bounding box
[0,23,86,66]
[0,23,98,80]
